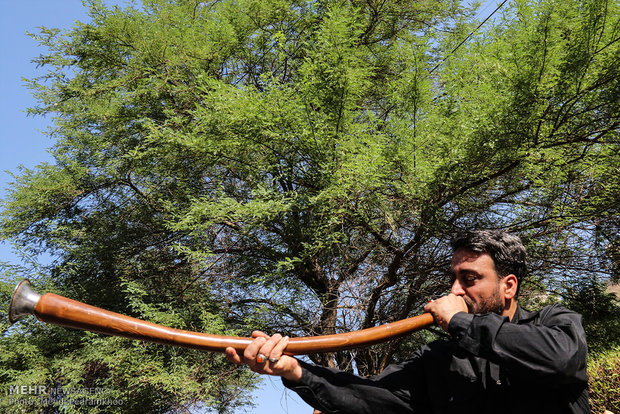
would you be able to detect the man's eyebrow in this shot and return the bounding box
[455,269,481,277]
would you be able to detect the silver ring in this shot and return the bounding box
[268,357,279,363]
[256,353,267,363]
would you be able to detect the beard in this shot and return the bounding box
[464,283,506,315]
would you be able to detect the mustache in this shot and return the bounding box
[462,295,505,315]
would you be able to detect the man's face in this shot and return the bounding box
[450,248,505,315]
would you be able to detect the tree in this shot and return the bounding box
[563,277,620,354]
[1,0,618,412]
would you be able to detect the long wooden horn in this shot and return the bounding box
[8,279,434,355]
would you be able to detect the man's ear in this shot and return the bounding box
[502,274,518,300]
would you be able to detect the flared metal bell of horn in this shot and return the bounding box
[9,279,41,323]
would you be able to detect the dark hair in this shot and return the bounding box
[451,230,527,292]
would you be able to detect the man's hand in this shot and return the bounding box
[225,331,303,382]
[424,294,468,332]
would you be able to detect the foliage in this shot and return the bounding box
[0,0,619,411]
[588,346,620,414]
[1,267,256,413]
[563,278,620,354]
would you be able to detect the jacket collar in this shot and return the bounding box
[512,304,538,324]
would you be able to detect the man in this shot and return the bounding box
[226,230,590,413]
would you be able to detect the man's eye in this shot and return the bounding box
[465,275,477,283]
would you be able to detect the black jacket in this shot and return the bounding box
[283,305,590,413]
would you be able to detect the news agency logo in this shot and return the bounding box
[6,385,110,396]
[7,385,48,395]
[4,385,124,407]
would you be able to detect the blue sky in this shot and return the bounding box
[0,1,310,413]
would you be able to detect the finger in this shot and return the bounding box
[225,347,243,365]
[243,336,267,362]
[256,333,281,363]
[269,336,289,363]
[251,331,269,339]
[255,353,268,365]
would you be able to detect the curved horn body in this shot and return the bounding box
[9,279,434,355]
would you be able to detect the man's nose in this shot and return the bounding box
[451,278,466,296]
